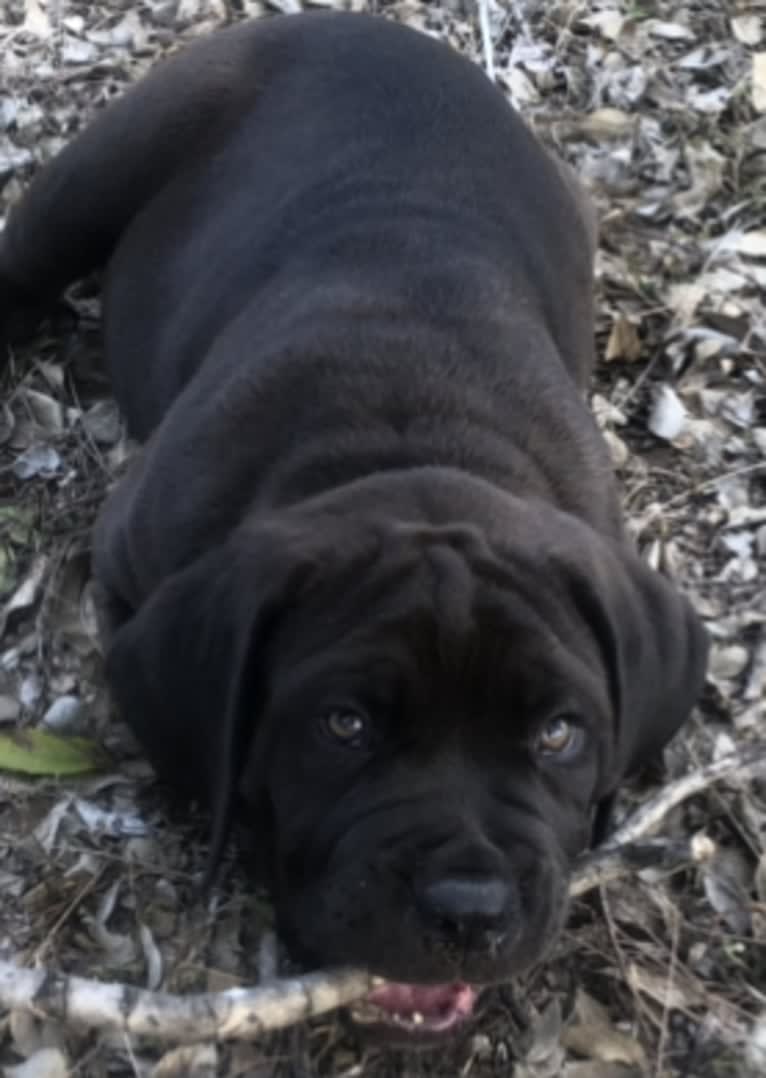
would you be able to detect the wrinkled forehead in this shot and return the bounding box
[269,530,600,707]
[275,529,489,653]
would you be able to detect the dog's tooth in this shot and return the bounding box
[411,1011,424,1025]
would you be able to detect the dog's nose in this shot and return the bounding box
[418,875,510,937]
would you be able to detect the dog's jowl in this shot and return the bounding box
[0,12,708,1039]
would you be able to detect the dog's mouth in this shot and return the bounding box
[350,981,478,1036]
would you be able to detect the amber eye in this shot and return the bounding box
[536,716,582,759]
[321,710,369,747]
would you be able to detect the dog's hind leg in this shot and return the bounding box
[0,17,286,338]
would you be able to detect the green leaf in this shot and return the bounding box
[0,504,38,598]
[0,504,37,546]
[0,728,110,776]
[0,546,14,596]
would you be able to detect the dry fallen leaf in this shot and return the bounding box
[753,53,766,113]
[581,11,625,43]
[648,385,687,441]
[0,555,49,638]
[516,998,566,1078]
[21,0,51,37]
[3,1049,69,1078]
[733,230,766,258]
[603,430,630,469]
[731,15,763,47]
[580,108,636,139]
[140,922,164,991]
[701,847,753,935]
[73,797,148,838]
[627,963,705,1010]
[12,445,62,481]
[7,1010,65,1066]
[754,854,766,904]
[605,315,643,363]
[746,1014,766,1072]
[647,19,695,42]
[562,991,647,1068]
[151,1043,218,1078]
[666,282,706,326]
[563,1066,643,1078]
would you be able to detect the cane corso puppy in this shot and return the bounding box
[0,12,707,1038]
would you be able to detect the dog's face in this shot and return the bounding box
[241,534,605,984]
[106,475,707,1039]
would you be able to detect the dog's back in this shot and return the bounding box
[2,12,615,593]
[94,15,594,434]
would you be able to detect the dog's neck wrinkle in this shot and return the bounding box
[262,447,558,517]
[216,300,618,534]
[261,435,619,539]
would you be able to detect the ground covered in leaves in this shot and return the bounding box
[0,0,765,1075]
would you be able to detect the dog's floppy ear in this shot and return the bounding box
[104,528,303,870]
[567,544,709,797]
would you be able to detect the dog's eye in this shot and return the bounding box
[535,716,583,760]
[321,710,369,748]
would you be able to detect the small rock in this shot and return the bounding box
[42,695,83,730]
[709,644,750,681]
[0,694,20,723]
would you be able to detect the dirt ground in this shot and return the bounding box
[1,1,765,1075]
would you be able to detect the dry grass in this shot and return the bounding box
[1,1,765,1075]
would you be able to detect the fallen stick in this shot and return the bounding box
[0,964,379,1043]
[476,0,496,83]
[570,837,698,897]
[1,742,763,1044]
[601,741,766,849]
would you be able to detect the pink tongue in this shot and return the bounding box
[367,981,477,1022]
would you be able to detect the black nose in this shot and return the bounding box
[419,875,510,937]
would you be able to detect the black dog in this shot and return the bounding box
[0,12,707,1039]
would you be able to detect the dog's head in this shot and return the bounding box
[106,471,707,1038]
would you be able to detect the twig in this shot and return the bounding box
[654,904,681,1078]
[570,838,697,897]
[598,742,766,850]
[638,461,766,527]
[0,963,378,1043]
[0,744,763,1044]
[477,0,495,82]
